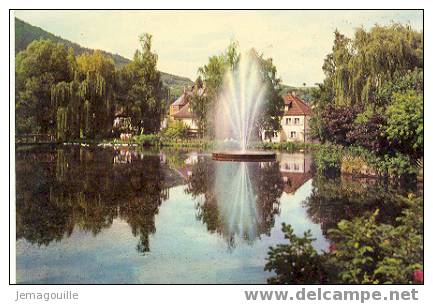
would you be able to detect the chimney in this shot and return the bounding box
[291,91,296,97]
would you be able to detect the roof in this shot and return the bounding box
[172,103,196,119]
[172,93,188,107]
[171,86,206,107]
[281,172,313,194]
[283,93,312,116]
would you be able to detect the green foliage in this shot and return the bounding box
[384,90,423,158]
[311,24,423,164]
[116,33,165,134]
[131,134,161,146]
[189,77,210,138]
[16,39,73,134]
[375,153,417,179]
[265,223,327,284]
[197,42,284,136]
[328,194,423,284]
[266,194,423,284]
[162,120,189,140]
[312,143,343,175]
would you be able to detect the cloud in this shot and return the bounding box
[15,10,423,86]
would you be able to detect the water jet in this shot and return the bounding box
[212,51,276,162]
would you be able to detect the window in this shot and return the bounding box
[290,131,296,138]
[285,118,289,125]
[294,118,300,125]
[294,164,299,171]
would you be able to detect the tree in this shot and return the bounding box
[266,194,423,284]
[311,24,423,161]
[254,50,284,139]
[16,39,73,134]
[197,42,284,139]
[75,50,116,138]
[117,33,165,134]
[384,90,423,159]
[189,77,210,138]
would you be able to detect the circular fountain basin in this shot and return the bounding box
[212,151,276,162]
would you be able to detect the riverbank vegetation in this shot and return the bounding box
[16,34,168,141]
[265,23,423,284]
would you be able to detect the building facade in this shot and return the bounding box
[262,92,312,143]
[168,87,202,134]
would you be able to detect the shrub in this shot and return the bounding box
[265,194,423,284]
[265,224,327,284]
[312,143,343,175]
[131,134,160,146]
[161,120,189,140]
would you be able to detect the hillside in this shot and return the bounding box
[280,84,316,103]
[15,18,193,98]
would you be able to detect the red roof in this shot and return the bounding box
[281,172,312,194]
[172,103,196,119]
[283,93,312,116]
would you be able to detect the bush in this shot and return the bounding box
[265,194,423,284]
[131,134,160,146]
[312,143,343,175]
[265,224,327,284]
[161,120,189,140]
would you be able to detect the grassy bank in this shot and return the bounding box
[312,143,421,180]
[51,135,422,181]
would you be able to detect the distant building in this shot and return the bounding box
[169,87,205,135]
[262,92,312,143]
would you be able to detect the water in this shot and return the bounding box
[15,146,412,284]
[214,52,266,151]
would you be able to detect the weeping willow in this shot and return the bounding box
[56,106,68,141]
[324,24,423,109]
[50,50,116,141]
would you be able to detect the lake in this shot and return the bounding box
[15,145,411,284]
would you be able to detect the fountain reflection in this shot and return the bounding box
[186,157,284,248]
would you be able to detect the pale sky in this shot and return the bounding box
[14,10,423,86]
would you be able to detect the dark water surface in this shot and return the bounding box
[15,146,411,284]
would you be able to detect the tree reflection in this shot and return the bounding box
[302,175,417,236]
[186,158,284,248]
[16,146,167,254]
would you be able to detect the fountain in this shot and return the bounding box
[212,51,276,162]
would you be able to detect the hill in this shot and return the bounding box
[15,17,193,98]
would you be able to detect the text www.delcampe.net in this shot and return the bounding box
[244,288,420,303]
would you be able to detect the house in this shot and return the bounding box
[169,87,204,135]
[278,153,313,194]
[262,92,312,143]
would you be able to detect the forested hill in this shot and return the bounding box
[15,17,193,96]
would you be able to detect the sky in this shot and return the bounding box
[14,10,423,86]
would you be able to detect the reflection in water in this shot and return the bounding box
[186,158,284,248]
[302,175,416,236]
[16,146,415,284]
[16,146,169,254]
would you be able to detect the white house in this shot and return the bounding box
[262,92,312,143]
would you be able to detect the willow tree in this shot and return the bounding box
[312,23,423,157]
[76,51,116,139]
[319,24,423,109]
